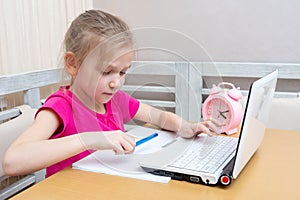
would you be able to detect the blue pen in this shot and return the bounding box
[136,133,158,146]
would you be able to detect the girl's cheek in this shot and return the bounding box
[119,76,125,86]
[96,76,107,87]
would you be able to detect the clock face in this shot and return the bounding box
[206,98,232,133]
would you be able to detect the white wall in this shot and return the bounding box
[93,0,300,63]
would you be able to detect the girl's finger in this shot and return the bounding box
[113,143,125,154]
[120,138,135,153]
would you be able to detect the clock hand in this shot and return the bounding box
[218,111,227,119]
[220,110,229,114]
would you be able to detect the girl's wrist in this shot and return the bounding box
[165,111,182,132]
[78,132,99,150]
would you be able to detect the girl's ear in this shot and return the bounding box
[64,52,79,79]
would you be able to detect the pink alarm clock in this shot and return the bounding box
[202,82,244,135]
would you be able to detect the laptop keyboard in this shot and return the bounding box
[169,136,238,174]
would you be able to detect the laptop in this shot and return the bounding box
[139,70,278,186]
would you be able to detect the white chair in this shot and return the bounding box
[267,97,300,131]
[0,105,45,200]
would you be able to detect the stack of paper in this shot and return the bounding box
[72,126,176,183]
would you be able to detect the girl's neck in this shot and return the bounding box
[95,103,106,114]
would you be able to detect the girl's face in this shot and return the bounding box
[95,52,132,104]
[72,50,133,112]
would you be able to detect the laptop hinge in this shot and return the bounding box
[219,156,235,186]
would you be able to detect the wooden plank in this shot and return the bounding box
[130,61,176,75]
[139,99,175,108]
[0,108,20,121]
[0,68,63,95]
[188,62,203,121]
[122,85,175,93]
[175,62,189,120]
[0,175,36,200]
[24,88,42,108]
[197,62,300,79]
[202,88,299,98]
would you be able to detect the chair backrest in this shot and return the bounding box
[0,105,45,199]
[267,97,300,131]
[0,105,35,177]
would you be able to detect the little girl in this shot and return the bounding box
[3,10,218,177]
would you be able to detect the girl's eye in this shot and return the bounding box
[102,69,127,76]
[103,70,111,75]
[120,71,126,76]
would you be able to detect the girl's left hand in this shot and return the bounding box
[177,119,222,138]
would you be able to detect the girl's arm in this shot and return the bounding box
[3,109,135,176]
[134,103,217,138]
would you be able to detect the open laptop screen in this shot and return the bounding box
[232,70,278,178]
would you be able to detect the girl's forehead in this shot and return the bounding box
[110,52,133,66]
[81,43,134,69]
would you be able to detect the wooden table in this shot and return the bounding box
[11,129,300,200]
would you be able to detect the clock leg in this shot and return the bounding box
[225,128,238,135]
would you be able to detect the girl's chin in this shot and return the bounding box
[96,97,112,104]
[96,92,117,104]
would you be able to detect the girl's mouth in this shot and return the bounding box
[103,92,113,96]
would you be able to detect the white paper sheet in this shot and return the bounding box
[131,126,176,154]
[72,126,176,183]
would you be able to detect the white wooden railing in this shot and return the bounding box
[1,61,299,122]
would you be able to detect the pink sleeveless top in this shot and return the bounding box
[36,86,140,177]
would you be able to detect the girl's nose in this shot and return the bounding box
[109,80,116,88]
[109,77,121,88]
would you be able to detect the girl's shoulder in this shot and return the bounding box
[39,86,73,115]
[45,86,73,103]
[36,86,73,122]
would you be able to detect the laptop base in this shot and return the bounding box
[141,166,232,186]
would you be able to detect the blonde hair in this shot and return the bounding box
[64,9,133,66]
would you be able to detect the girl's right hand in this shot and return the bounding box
[80,130,136,154]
